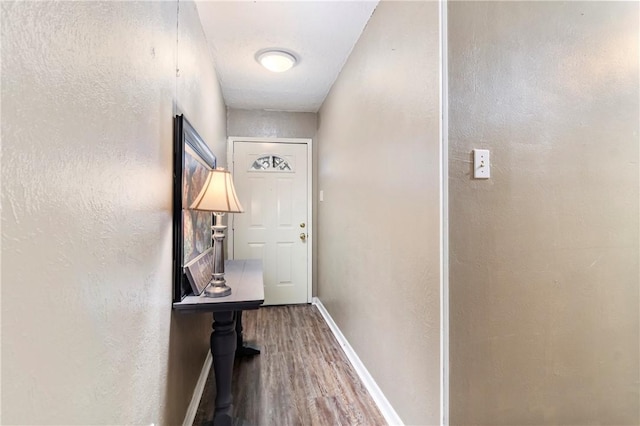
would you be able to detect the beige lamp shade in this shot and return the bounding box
[190,168,244,213]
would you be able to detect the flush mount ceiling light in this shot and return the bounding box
[257,50,297,73]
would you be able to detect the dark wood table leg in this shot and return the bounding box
[211,311,237,426]
[235,310,261,358]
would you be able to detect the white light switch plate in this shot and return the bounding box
[473,149,490,179]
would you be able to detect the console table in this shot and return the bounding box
[173,259,264,426]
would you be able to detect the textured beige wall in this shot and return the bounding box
[227,108,317,139]
[1,1,225,424]
[317,1,441,423]
[448,2,639,424]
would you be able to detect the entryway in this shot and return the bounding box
[228,138,312,305]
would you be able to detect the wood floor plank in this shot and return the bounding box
[193,305,387,426]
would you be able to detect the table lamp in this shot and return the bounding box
[190,168,244,297]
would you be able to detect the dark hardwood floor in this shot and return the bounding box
[193,304,387,426]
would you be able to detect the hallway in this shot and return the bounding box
[2,1,638,424]
[194,305,386,425]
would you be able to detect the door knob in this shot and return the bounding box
[300,233,307,242]
[300,223,306,228]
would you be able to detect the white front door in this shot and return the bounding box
[231,140,310,305]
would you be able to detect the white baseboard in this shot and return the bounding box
[183,351,212,426]
[312,297,404,426]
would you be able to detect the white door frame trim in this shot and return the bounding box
[440,0,450,424]
[227,136,314,304]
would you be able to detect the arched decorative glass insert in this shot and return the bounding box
[250,155,292,172]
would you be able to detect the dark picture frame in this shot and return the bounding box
[173,115,217,302]
[184,247,215,296]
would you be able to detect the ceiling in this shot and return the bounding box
[195,1,378,113]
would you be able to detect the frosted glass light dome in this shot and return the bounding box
[257,50,297,73]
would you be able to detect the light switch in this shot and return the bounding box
[473,149,490,179]
[319,190,324,202]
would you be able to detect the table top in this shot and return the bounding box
[173,259,264,313]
